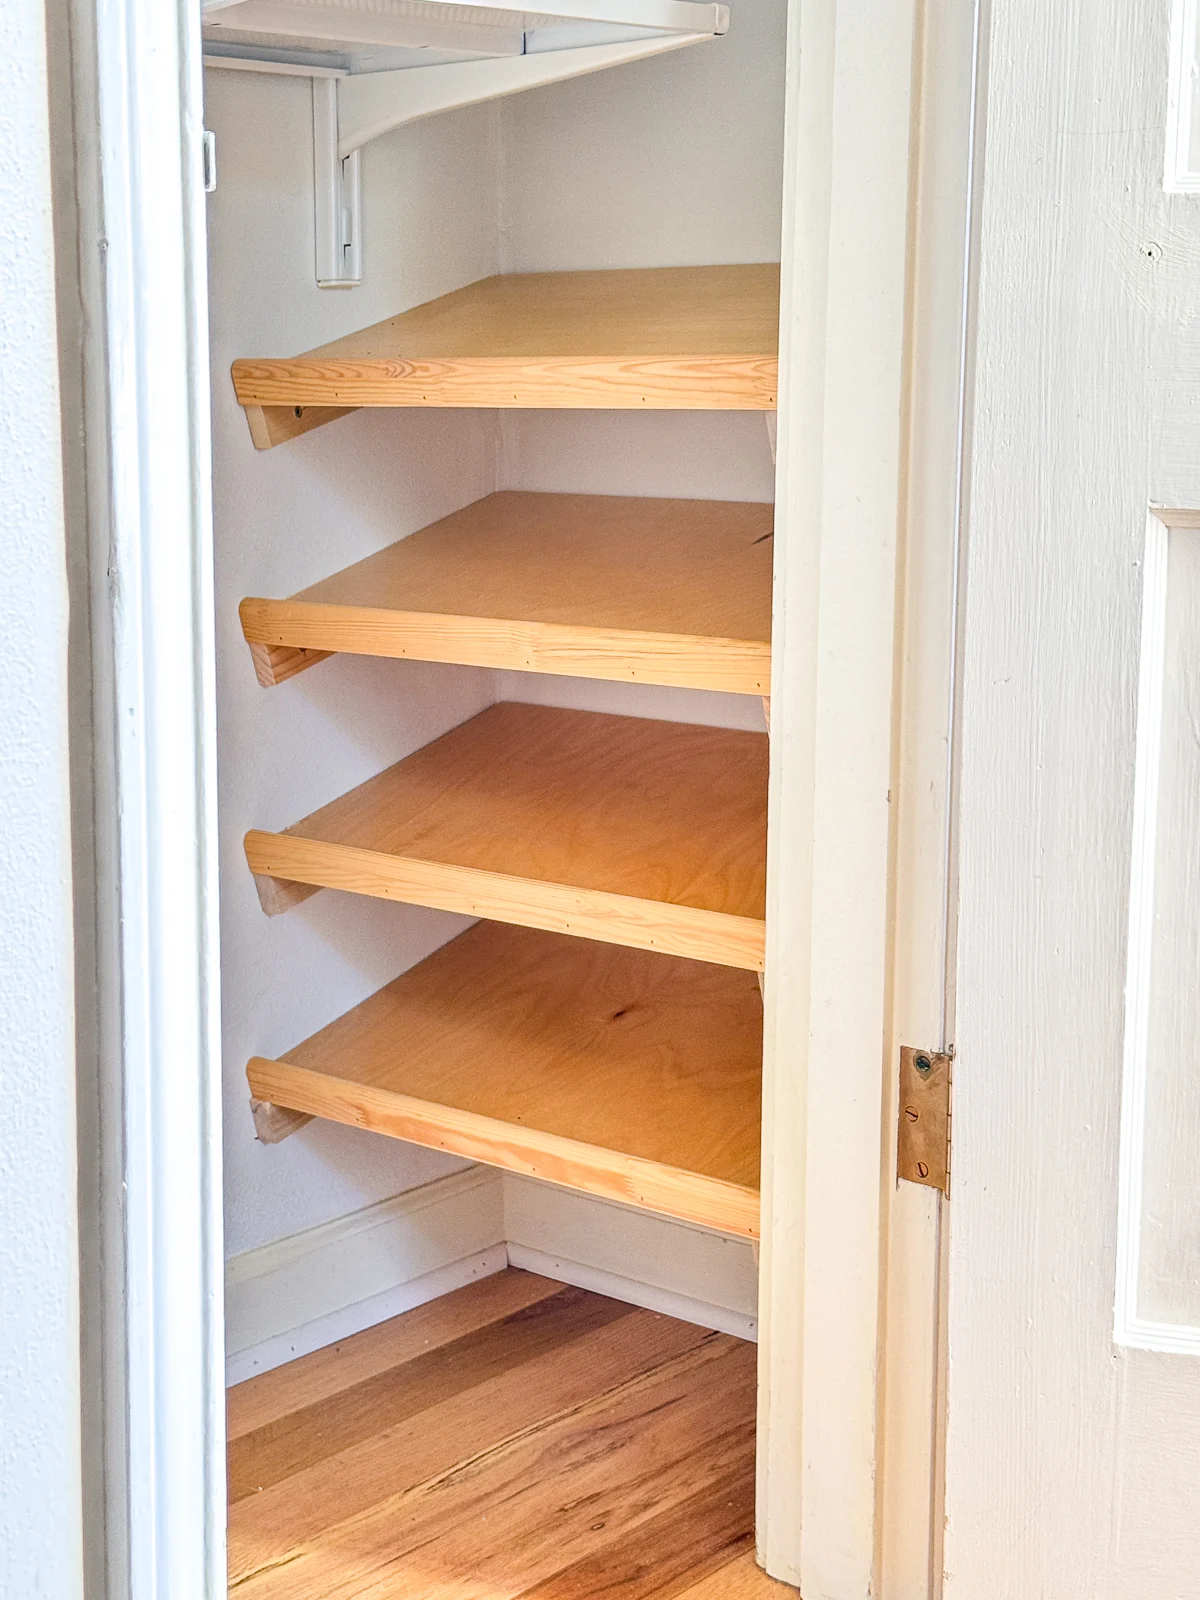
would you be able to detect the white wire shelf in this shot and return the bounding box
[202,0,728,73]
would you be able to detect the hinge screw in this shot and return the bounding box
[914,1053,933,1075]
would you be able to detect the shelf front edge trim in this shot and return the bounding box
[232,355,778,421]
[246,1055,761,1238]
[243,831,767,971]
[239,598,772,694]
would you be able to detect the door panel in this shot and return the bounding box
[946,0,1200,1594]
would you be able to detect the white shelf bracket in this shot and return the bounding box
[335,32,719,159]
[314,76,362,287]
[310,28,721,287]
[205,4,727,287]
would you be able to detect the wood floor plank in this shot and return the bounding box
[228,1285,634,1502]
[232,1334,756,1600]
[228,1311,719,1582]
[348,1430,756,1600]
[513,1467,754,1599]
[671,1551,797,1597]
[227,1270,561,1441]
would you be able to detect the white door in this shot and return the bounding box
[945,0,1200,1593]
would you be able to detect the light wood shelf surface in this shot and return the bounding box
[239,490,774,694]
[244,701,768,969]
[232,265,779,446]
[247,921,762,1237]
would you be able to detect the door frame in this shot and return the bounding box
[58,0,977,1593]
[54,0,226,1594]
[758,0,980,1591]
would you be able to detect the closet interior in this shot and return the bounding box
[206,0,784,1568]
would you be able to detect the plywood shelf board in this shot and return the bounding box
[244,701,768,969]
[246,921,762,1237]
[240,490,774,693]
[232,266,779,443]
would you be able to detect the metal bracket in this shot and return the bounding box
[897,1045,952,1195]
[202,129,218,192]
[314,78,362,286]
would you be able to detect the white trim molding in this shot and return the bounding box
[224,1168,760,1385]
[57,0,226,1592]
[1114,507,1200,1358]
[226,1168,508,1382]
[504,1175,759,1341]
[758,0,934,1589]
[1165,0,1200,193]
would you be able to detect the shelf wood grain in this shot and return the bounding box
[231,265,779,447]
[240,491,774,693]
[246,921,762,1237]
[244,701,768,969]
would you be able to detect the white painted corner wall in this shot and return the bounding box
[225,1167,759,1384]
[0,5,84,1598]
[0,46,84,1600]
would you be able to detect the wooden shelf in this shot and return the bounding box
[247,920,761,1236]
[239,490,773,694]
[231,265,779,447]
[245,701,768,970]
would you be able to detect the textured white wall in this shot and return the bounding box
[204,71,503,1257]
[0,2,84,1594]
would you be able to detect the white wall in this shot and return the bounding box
[945,0,1200,1592]
[497,0,784,734]
[205,70,504,1256]
[205,0,785,1263]
[0,2,84,1593]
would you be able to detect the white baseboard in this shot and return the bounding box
[503,1175,758,1341]
[225,1165,505,1384]
[225,1166,759,1385]
[226,1247,510,1386]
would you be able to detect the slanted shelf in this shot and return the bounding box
[247,921,762,1236]
[245,701,768,970]
[239,490,773,694]
[231,264,779,448]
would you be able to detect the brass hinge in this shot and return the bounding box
[897,1046,953,1196]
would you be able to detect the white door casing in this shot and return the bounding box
[946,0,1200,1594]
[54,0,226,1595]
[759,0,976,1593]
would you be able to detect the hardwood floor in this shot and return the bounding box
[228,1269,792,1599]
